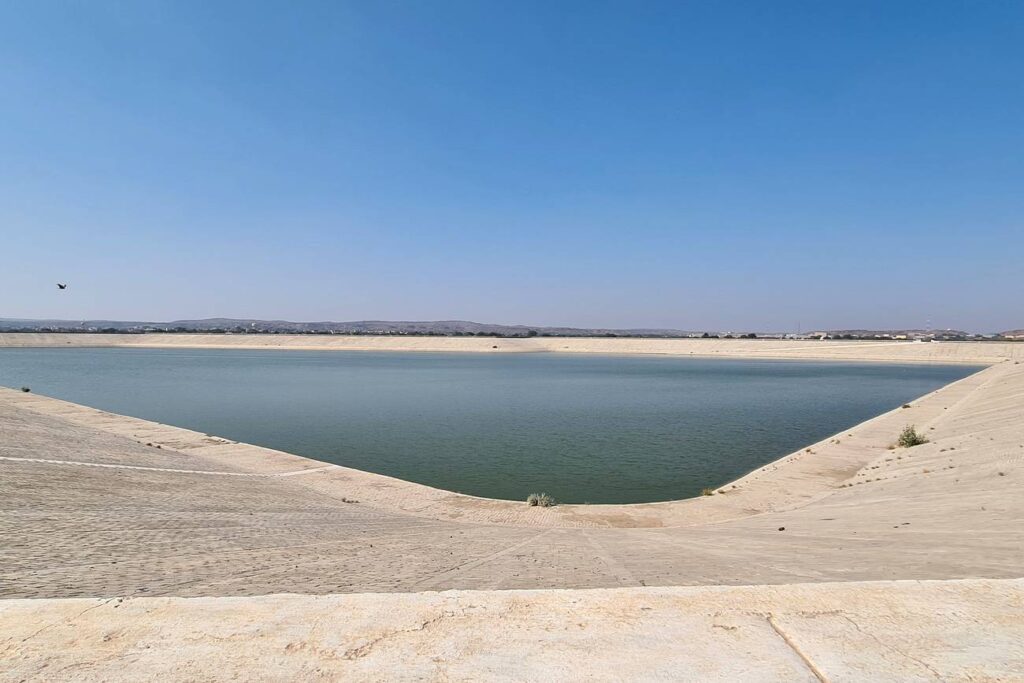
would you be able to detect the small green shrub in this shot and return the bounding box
[896,425,928,448]
[700,488,716,496]
[527,492,555,507]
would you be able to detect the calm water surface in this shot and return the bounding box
[0,348,978,503]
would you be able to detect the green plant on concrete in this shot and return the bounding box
[527,492,555,507]
[700,488,716,496]
[896,425,928,448]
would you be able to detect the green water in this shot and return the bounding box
[0,348,977,503]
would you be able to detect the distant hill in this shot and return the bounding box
[0,317,699,338]
[999,329,1024,338]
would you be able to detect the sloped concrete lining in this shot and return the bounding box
[0,358,1016,530]
[2,580,1022,682]
[1,360,1021,598]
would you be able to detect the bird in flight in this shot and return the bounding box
[56,283,68,290]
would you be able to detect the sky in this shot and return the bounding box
[1,1,1022,332]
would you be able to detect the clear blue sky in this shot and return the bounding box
[2,1,1021,331]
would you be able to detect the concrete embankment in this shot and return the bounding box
[2,336,1022,680]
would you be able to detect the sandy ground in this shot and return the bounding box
[2,336,1022,680]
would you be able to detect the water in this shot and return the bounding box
[0,348,978,504]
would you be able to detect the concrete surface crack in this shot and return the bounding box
[766,613,829,683]
[342,610,456,660]
[410,529,555,589]
[19,597,117,643]
[838,614,943,680]
[582,530,639,586]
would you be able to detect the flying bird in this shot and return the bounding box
[56,283,68,290]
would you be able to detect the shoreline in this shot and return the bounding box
[0,341,999,370]
[2,332,1022,365]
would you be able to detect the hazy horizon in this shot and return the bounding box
[2,1,1022,331]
